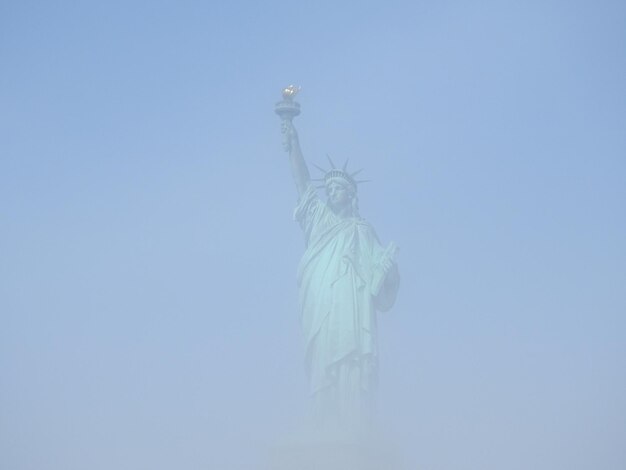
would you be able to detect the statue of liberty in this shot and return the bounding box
[276,87,400,433]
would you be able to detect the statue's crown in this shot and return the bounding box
[313,155,369,191]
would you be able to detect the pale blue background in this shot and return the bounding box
[1,1,625,469]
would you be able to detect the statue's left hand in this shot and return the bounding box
[371,248,400,309]
[379,242,398,273]
[379,255,394,273]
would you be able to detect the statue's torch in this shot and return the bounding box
[275,85,301,151]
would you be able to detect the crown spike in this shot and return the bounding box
[326,154,336,169]
[312,163,328,173]
[342,159,349,171]
[350,168,364,177]
[355,179,371,184]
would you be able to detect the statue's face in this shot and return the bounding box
[326,180,352,210]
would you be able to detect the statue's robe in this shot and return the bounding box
[294,185,399,425]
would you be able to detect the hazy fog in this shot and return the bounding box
[1,1,625,469]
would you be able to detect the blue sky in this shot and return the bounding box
[1,1,625,469]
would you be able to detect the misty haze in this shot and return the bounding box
[1,2,625,470]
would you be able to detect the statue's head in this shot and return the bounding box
[315,157,366,217]
[326,175,356,211]
[323,169,361,217]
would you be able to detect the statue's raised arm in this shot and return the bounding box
[283,121,310,197]
[275,85,310,197]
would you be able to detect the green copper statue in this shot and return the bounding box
[276,87,400,431]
